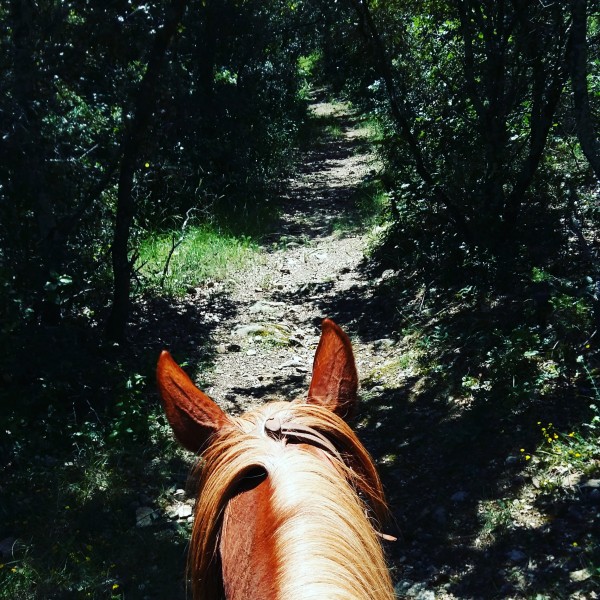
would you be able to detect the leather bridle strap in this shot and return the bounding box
[264,416,343,462]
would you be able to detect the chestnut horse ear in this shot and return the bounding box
[157,351,230,453]
[307,319,358,420]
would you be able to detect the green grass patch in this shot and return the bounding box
[137,225,261,296]
[363,343,423,389]
[324,123,344,138]
[297,51,322,100]
[358,114,385,143]
[520,357,600,477]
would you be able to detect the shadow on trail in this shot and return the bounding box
[229,371,308,402]
[264,106,376,245]
[272,263,598,597]
[271,274,398,342]
[0,290,241,600]
[129,290,239,377]
[359,380,597,598]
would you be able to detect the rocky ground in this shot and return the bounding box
[196,99,388,416]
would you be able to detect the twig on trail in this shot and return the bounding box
[160,208,196,288]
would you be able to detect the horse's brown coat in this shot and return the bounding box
[220,478,279,600]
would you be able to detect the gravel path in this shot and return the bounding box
[198,98,384,415]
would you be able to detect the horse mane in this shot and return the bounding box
[187,400,394,600]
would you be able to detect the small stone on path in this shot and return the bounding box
[279,355,304,370]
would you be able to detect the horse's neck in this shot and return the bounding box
[219,449,395,600]
[219,478,279,600]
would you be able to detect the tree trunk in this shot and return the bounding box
[500,9,569,237]
[457,2,512,222]
[106,0,188,342]
[569,0,600,181]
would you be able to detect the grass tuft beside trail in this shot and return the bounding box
[137,226,260,296]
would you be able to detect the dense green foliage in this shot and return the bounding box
[0,3,317,594]
[322,0,600,410]
[0,0,314,336]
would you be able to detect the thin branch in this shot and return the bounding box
[160,208,196,288]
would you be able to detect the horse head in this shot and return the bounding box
[157,319,395,600]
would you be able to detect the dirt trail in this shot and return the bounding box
[199,98,386,416]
